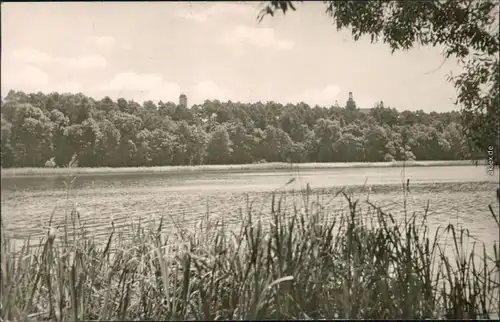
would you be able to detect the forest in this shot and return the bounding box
[0,89,481,168]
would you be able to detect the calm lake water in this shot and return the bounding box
[1,165,498,251]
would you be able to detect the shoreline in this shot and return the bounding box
[0,160,481,178]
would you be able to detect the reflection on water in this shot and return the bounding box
[1,166,498,248]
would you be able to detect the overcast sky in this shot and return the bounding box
[1,1,463,112]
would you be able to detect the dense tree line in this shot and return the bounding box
[0,90,481,168]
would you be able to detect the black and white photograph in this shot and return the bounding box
[1,1,499,320]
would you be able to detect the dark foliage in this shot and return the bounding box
[0,90,482,168]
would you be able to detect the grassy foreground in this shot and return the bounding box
[0,160,477,177]
[1,181,499,321]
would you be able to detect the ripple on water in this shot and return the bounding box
[1,180,498,250]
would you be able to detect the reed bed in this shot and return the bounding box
[1,173,499,321]
[1,160,476,178]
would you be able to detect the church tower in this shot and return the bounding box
[346,91,356,110]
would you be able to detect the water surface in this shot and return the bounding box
[1,165,498,249]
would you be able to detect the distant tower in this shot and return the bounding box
[346,91,357,110]
[179,93,187,108]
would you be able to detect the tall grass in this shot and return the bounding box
[1,160,478,178]
[1,169,499,320]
